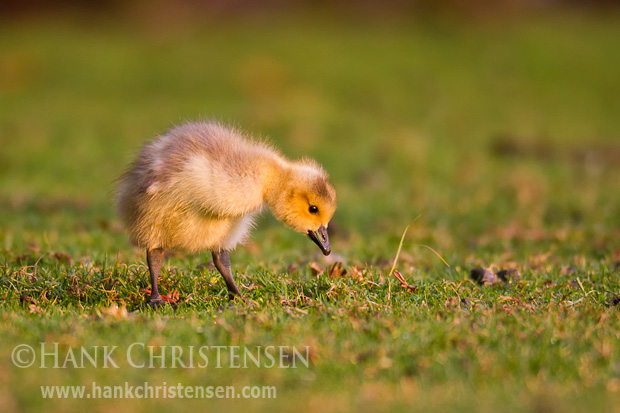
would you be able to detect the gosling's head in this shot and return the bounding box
[269,160,337,255]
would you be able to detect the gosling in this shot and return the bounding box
[116,121,336,305]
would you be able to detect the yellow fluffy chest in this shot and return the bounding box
[155,208,260,252]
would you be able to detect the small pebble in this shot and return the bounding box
[470,267,498,285]
[562,266,577,275]
[19,294,36,305]
[497,268,521,283]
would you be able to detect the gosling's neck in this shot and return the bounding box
[261,155,292,210]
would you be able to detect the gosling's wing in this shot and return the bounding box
[139,122,269,217]
[173,153,266,217]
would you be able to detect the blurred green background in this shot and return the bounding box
[2,1,620,411]
[2,2,620,268]
[2,2,620,263]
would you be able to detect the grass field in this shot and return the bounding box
[2,10,620,412]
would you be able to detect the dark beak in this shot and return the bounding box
[308,225,331,256]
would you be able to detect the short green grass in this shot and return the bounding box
[2,11,620,412]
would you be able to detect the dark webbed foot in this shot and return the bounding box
[146,297,166,307]
[140,298,177,312]
[229,294,247,304]
[217,302,240,311]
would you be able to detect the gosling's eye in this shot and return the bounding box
[309,205,319,214]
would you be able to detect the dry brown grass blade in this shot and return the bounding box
[388,225,410,279]
[394,270,418,292]
[416,244,451,268]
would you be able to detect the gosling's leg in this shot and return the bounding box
[212,250,243,301]
[146,248,166,306]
